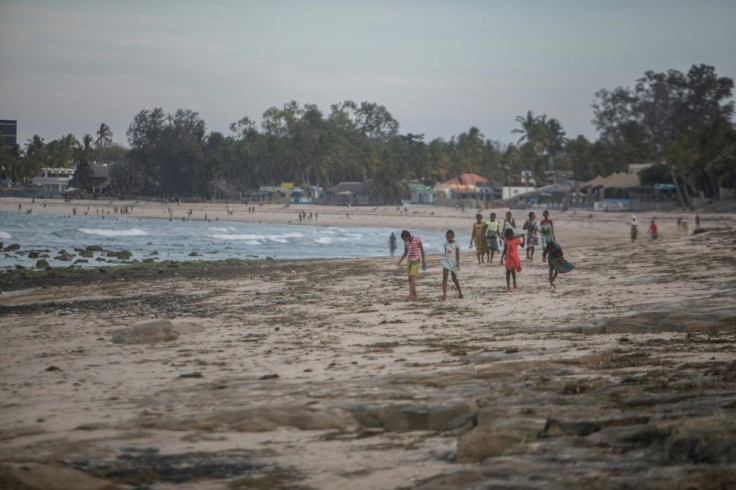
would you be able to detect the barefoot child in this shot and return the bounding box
[546,241,574,287]
[500,211,518,264]
[485,212,501,264]
[442,230,463,300]
[522,211,539,261]
[540,210,556,262]
[469,214,488,264]
[503,228,523,291]
[397,230,426,301]
[648,219,658,240]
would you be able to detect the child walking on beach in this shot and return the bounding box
[500,211,518,264]
[469,214,488,264]
[442,230,463,300]
[546,241,574,288]
[648,219,658,240]
[522,211,539,261]
[503,228,523,291]
[485,212,501,264]
[397,230,426,301]
[540,210,556,262]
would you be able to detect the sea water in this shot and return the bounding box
[0,213,448,269]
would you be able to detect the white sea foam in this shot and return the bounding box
[78,228,149,237]
[209,233,263,241]
[0,231,12,240]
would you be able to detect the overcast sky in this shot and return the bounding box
[1,0,735,149]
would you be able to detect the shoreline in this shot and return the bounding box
[3,196,733,249]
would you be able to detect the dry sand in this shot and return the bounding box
[1,197,735,489]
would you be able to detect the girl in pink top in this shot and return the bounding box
[503,228,524,291]
[397,230,426,301]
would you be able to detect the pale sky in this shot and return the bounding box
[1,0,735,148]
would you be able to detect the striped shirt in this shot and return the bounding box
[406,237,422,262]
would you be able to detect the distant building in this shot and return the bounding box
[323,181,380,206]
[0,119,17,149]
[404,181,434,204]
[31,167,74,197]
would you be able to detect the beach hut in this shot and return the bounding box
[404,181,434,204]
[323,181,379,206]
[579,165,678,211]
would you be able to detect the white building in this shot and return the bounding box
[31,168,74,196]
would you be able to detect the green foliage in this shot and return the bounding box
[592,64,734,200]
[5,65,733,203]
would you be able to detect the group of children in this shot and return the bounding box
[396,210,574,301]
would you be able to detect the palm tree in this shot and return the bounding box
[25,135,45,157]
[512,111,539,146]
[457,127,484,176]
[96,123,113,150]
[544,118,567,168]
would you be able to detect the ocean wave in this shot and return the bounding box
[209,233,262,241]
[78,228,149,237]
[209,232,305,243]
[0,231,12,240]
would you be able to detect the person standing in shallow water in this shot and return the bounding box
[469,214,488,264]
[388,232,397,256]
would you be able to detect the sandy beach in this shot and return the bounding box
[1,197,735,489]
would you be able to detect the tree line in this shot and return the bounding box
[1,64,733,205]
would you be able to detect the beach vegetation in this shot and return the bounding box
[1,65,732,204]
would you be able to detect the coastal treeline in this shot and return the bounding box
[1,64,733,205]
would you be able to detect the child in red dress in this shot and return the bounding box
[503,228,524,291]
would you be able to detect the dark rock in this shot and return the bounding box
[54,250,74,261]
[0,462,116,490]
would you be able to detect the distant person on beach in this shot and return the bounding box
[388,232,397,257]
[397,230,426,301]
[648,219,658,240]
[469,213,488,264]
[442,230,463,300]
[696,214,700,228]
[546,241,574,288]
[522,211,539,261]
[500,211,518,264]
[503,228,523,291]
[540,210,556,263]
[485,212,501,263]
[630,215,638,242]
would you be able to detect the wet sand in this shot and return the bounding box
[1,198,735,489]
